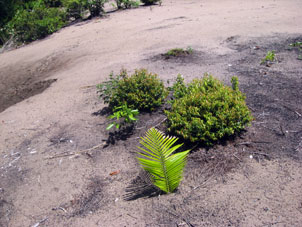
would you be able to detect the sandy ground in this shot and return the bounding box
[1,0,302,226]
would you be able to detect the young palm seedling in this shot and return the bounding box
[137,128,190,193]
[106,104,139,130]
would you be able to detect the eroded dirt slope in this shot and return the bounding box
[1,0,302,226]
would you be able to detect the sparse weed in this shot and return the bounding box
[289,41,302,48]
[186,46,193,54]
[289,41,302,60]
[164,47,193,57]
[261,50,276,65]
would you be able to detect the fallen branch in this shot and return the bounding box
[45,142,106,160]
[235,141,272,146]
[152,117,167,129]
[52,206,67,213]
[252,152,271,159]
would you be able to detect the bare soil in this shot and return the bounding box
[1,0,302,226]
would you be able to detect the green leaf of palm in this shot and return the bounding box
[137,128,190,193]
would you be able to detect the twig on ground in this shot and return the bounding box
[45,142,106,160]
[52,206,67,213]
[79,85,95,89]
[279,124,286,136]
[152,117,167,129]
[235,141,272,146]
[126,213,137,219]
[252,152,270,159]
[193,175,214,190]
[232,153,242,161]
[31,217,48,227]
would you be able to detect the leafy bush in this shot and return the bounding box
[64,0,86,19]
[165,74,252,145]
[114,0,140,9]
[168,74,187,102]
[137,128,190,193]
[141,0,160,5]
[64,0,106,19]
[108,69,168,112]
[7,3,66,42]
[88,0,107,17]
[43,0,63,7]
[97,70,126,104]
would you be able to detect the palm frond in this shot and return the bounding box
[137,128,190,193]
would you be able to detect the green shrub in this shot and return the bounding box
[165,74,252,145]
[168,74,187,102]
[64,0,87,19]
[88,0,107,17]
[63,0,106,19]
[7,3,66,42]
[114,0,140,9]
[97,70,125,104]
[43,0,64,7]
[108,69,168,112]
[141,0,160,5]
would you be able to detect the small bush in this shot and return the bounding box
[168,74,188,102]
[107,69,168,112]
[64,0,87,19]
[165,74,252,145]
[64,0,106,19]
[141,0,160,5]
[114,0,140,9]
[97,70,125,104]
[88,0,107,17]
[7,3,66,42]
[43,0,64,7]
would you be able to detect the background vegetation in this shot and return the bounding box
[0,0,160,47]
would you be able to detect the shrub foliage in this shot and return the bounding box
[108,69,168,112]
[114,0,140,9]
[165,74,252,145]
[1,0,108,45]
[7,3,66,42]
[141,0,160,5]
